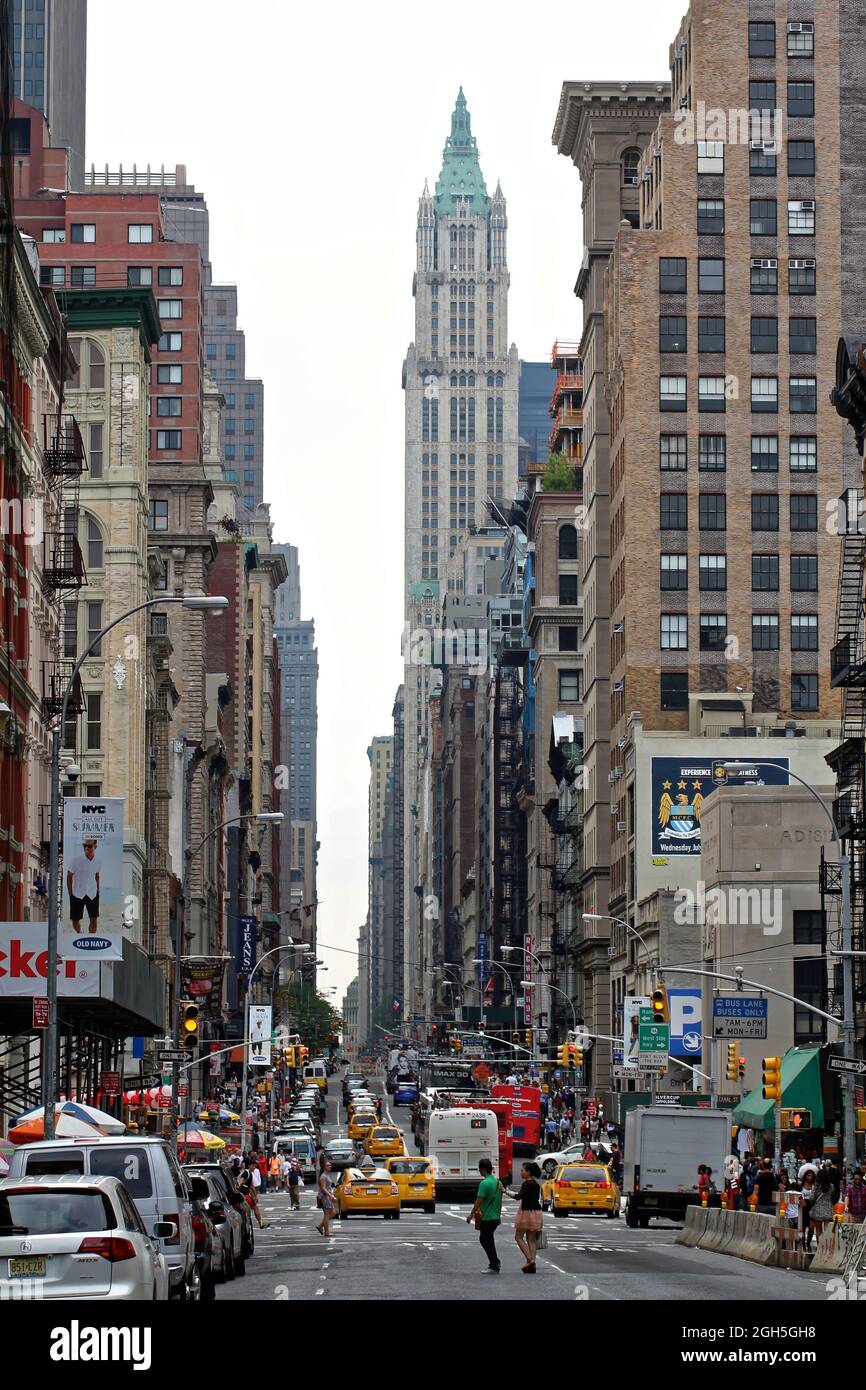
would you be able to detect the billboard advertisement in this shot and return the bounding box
[236,915,257,978]
[623,995,650,1071]
[61,797,125,960]
[475,932,489,989]
[0,924,100,997]
[248,1004,272,1067]
[651,757,789,856]
[181,957,228,1016]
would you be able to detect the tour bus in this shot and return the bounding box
[491,1083,542,1152]
[425,1108,501,1195]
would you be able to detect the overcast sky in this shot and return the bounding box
[87,0,685,1002]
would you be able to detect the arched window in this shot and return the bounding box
[67,336,105,390]
[558,524,578,560]
[450,372,458,388]
[459,372,466,388]
[622,148,641,185]
[496,372,504,388]
[487,372,495,388]
[468,373,475,387]
[86,516,103,570]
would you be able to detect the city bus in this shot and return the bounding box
[491,1083,542,1152]
[426,1108,501,1195]
[417,1092,513,1184]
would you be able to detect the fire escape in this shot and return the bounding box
[40,411,87,728]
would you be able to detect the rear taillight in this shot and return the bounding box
[390,1184,399,1194]
[191,1213,207,1242]
[78,1236,136,1263]
[556,1180,567,1189]
[344,1184,353,1194]
[596,1181,611,1189]
[161,1213,181,1245]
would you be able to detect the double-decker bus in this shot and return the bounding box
[491,1083,542,1152]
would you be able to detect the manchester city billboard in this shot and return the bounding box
[651,757,789,856]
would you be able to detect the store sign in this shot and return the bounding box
[236,916,257,977]
[0,925,99,997]
[181,957,228,1016]
[61,798,125,959]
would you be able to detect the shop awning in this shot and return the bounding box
[732,1046,824,1130]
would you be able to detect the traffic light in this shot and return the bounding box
[738,1056,746,1082]
[762,1056,782,1102]
[571,1046,584,1070]
[181,1002,199,1049]
[300,1045,309,1064]
[726,1042,739,1082]
[512,1031,520,1044]
[284,1045,296,1068]
[650,985,670,1024]
[558,1043,570,1067]
[525,1029,532,1045]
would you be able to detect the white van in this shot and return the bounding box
[272,1134,317,1181]
[426,1108,499,1195]
[7,1135,198,1299]
[302,1060,328,1091]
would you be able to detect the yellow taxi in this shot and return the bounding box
[334,1166,401,1220]
[385,1155,436,1213]
[348,1109,379,1142]
[364,1125,406,1159]
[541,1162,620,1219]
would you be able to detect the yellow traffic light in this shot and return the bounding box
[181,1002,199,1049]
[650,986,670,1024]
[762,1056,782,1103]
[571,1046,584,1069]
[512,1032,520,1044]
[558,1043,570,1067]
[525,1029,532,1045]
[726,1042,739,1082]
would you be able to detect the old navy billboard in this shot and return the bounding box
[651,757,789,856]
[62,797,125,960]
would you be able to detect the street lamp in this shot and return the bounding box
[583,912,655,979]
[720,758,857,1171]
[43,593,229,1141]
[474,958,519,1034]
[521,979,576,1032]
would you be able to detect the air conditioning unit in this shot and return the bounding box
[607,945,617,957]
[751,258,778,270]
[612,622,624,634]
[641,171,652,184]
[679,97,688,110]
[799,200,816,212]
[608,771,617,784]
[616,821,628,833]
[612,680,624,693]
[788,20,813,33]
[612,766,624,779]
[790,258,816,269]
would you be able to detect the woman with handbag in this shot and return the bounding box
[506,1161,544,1273]
[316,1158,335,1238]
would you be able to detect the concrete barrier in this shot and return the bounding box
[676,1203,707,1248]
[682,1206,781,1266]
[697,1207,735,1254]
[736,1211,778,1266]
[811,1222,848,1274]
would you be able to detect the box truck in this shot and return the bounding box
[623,1105,730,1227]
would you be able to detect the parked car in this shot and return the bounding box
[183,1162,253,1260]
[7,1135,198,1299]
[0,1174,171,1300]
[185,1169,245,1280]
[186,1176,221,1300]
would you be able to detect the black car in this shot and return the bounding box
[187,1175,221,1301]
[184,1161,255,1260]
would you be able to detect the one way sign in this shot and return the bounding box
[828,1055,866,1076]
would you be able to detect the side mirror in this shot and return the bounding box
[208,1202,226,1223]
[188,1177,210,1202]
[153,1222,174,1239]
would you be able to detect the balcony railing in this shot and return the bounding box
[42,532,86,594]
[42,414,86,485]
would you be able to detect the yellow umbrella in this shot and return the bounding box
[178,1124,226,1150]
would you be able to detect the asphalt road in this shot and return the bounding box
[223,1073,833,1302]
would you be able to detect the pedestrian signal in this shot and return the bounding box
[780,1108,812,1131]
[181,1002,199,1049]
[761,1056,782,1102]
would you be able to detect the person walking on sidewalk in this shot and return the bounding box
[467,1158,504,1273]
[506,1161,544,1273]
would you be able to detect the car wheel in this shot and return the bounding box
[639,1215,650,1229]
[215,1247,228,1284]
[341,1211,349,1220]
[425,1203,436,1214]
[185,1264,202,1302]
[553,1208,566,1218]
[392,1211,400,1220]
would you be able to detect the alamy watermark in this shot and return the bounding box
[674,881,783,937]
[675,101,783,154]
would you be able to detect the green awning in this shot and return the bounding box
[732,1046,824,1131]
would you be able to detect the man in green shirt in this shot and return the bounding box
[467,1157,503,1273]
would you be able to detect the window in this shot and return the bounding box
[792,614,818,651]
[661,672,689,711]
[86,518,102,570]
[660,375,687,411]
[70,224,95,243]
[127,266,152,287]
[790,317,816,354]
[699,434,726,471]
[558,628,578,654]
[751,260,778,294]
[659,315,686,353]
[751,436,778,471]
[157,364,182,384]
[40,265,64,286]
[622,148,641,185]
[206,342,217,359]
[42,227,65,243]
[158,299,182,319]
[697,141,724,175]
[751,316,778,353]
[793,958,826,1044]
[225,343,236,359]
[787,23,814,58]
[159,332,181,352]
[789,260,816,295]
[698,317,725,354]
[559,670,581,702]
[243,444,254,460]
[699,493,726,530]
[661,614,688,650]
[699,376,726,412]
[558,525,578,560]
[790,494,817,530]
[791,554,818,590]
[86,601,103,656]
[790,377,817,413]
[749,80,776,111]
[63,601,77,658]
[699,554,727,591]
[752,613,779,650]
[156,397,181,417]
[788,201,815,236]
[156,430,181,450]
[698,258,724,293]
[750,198,777,236]
[697,199,724,234]
[660,435,687,471]
[660,554,687,590]
[559,574,578,606]
[86,691,102,750]
[243,418,254,434]
[752,554,779,591]
[70,266,96,287]
[660,493,687,530]
[749,147,777,177]
[792,673,818,711]
[790,436,816,471]
[700,614,727,651]
[751,377,778,412]
[752,494,779,530]
[787,80,814,116]
[244,469,254,483]
[788,141,815,177]
[127,224,153,243]
[158,266,183,286]
[748,20,775,57]
[88,422,103,479]
[659,257,687,294]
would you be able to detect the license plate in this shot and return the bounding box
[644,1197,658,1205]
[8,1257,45,1277]
[365,1188,379,1195]
[410,1182,427,1189]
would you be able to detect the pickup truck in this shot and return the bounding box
[622,1105,730,1228]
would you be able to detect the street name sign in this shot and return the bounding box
[712,995,768,1039]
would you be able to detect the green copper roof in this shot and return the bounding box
[434,88,490,214]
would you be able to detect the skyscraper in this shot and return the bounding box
[7,0,87,189]
[204,284,265,511]
[402,91,519,1017]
